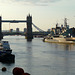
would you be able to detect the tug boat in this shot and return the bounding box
[0,41,15,63]
[43,34,75,44]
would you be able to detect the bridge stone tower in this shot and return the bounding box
[0,16,3,40]
[26,14,33,41]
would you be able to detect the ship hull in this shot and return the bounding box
[44,38,75,44]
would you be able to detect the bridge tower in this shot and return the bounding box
[26,14,33,41]
[0,16,3,40]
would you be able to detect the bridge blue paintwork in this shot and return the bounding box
[1,20,27,23]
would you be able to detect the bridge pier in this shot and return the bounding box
[0,16,3,40]
[26,14,33,41]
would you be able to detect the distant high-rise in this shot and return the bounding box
[47,29,50,32]
[66,25,69,30]
[16,28,19,32]
[10,29,13,32]
[61,24,63,29]
[64,18,70,30]
[64,18,68,28]
[24,28,27,33]
[56,23,58,28]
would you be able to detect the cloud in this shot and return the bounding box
[0,0,61,6]
[15,0,61,3]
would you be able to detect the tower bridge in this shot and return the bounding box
[0,14,33,41]
[0,14,44,41]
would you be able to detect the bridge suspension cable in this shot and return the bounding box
[32,23,44,32]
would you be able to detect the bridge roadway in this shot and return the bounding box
[2,32,49,36]
[0,20,27,23]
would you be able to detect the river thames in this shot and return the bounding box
[1,36,75,75]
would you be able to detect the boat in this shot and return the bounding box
[0,41,15,63]
[0,41,12,54]
[43,34,75,44]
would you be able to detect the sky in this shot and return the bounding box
[0,0,75,31]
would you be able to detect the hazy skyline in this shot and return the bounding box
[0,0,75,31]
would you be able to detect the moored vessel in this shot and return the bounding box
[0,41,15,63]
[43,34,75,44]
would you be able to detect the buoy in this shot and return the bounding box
[12,67,24,75]
[22,73,30,75]
[2,67,7,72]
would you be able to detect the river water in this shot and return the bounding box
[1,36,75,75]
